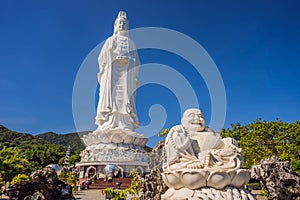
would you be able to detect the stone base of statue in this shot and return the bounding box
[161,168,254,200]
[162,169,250,190]
[76,129,149,182]
[81,128,148,147]
[162,186,255,200]
[79,129,148,164]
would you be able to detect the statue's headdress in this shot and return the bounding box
[117,11,127,19]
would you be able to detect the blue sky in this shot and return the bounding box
[1,1,299,146]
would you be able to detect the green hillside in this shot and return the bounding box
[0,125,68,181]
[36,131,87,152]
[0,125,43,148]
[0,125,66,148]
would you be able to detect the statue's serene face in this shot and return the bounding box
[115,17,128,33]
[181,108,206,132]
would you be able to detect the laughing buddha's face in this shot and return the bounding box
[181,108,206,132]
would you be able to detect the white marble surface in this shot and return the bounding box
[79,12,147,165]
[81,129,148,147]
[162,187,255,200]
[95,11,140,131]
[162,108,250,194]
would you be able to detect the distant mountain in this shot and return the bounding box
[0,125,86,152]
[36,131,88,152]
[0,125,48,148]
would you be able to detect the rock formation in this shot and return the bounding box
[140,140,168,200]
[147,140,166,169]
[4,167,74,200]
[140,168,168,200]
[251,156,300,200]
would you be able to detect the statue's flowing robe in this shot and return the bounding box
[96,35,140,130]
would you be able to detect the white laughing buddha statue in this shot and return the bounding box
[162,108,250,191]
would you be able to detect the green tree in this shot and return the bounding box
[0,125,78,183]
[59,171,68,182]
[68,152,81,166]
[0,125,67,173]
[124,168,142,200]
[21,143,66,170]
[101,168,143,200]
[221,120,300,173]
[67,171,79,192]
[0,147,30,182]
[59,171,79,192]
[156,128,169,137]
[11,174,30,184]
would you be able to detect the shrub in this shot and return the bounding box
[11,174,29,185]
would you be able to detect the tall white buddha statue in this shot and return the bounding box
[95,11,140,131]
[80,11,147,163]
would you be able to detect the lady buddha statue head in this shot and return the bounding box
[181,108,206,132]
[114,11,129,35]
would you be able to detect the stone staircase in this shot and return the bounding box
[88,178,132,190]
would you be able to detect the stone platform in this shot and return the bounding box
[76,129,149,181]
[81,129,148,147]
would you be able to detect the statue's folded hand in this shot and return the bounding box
[171,125,183,133]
